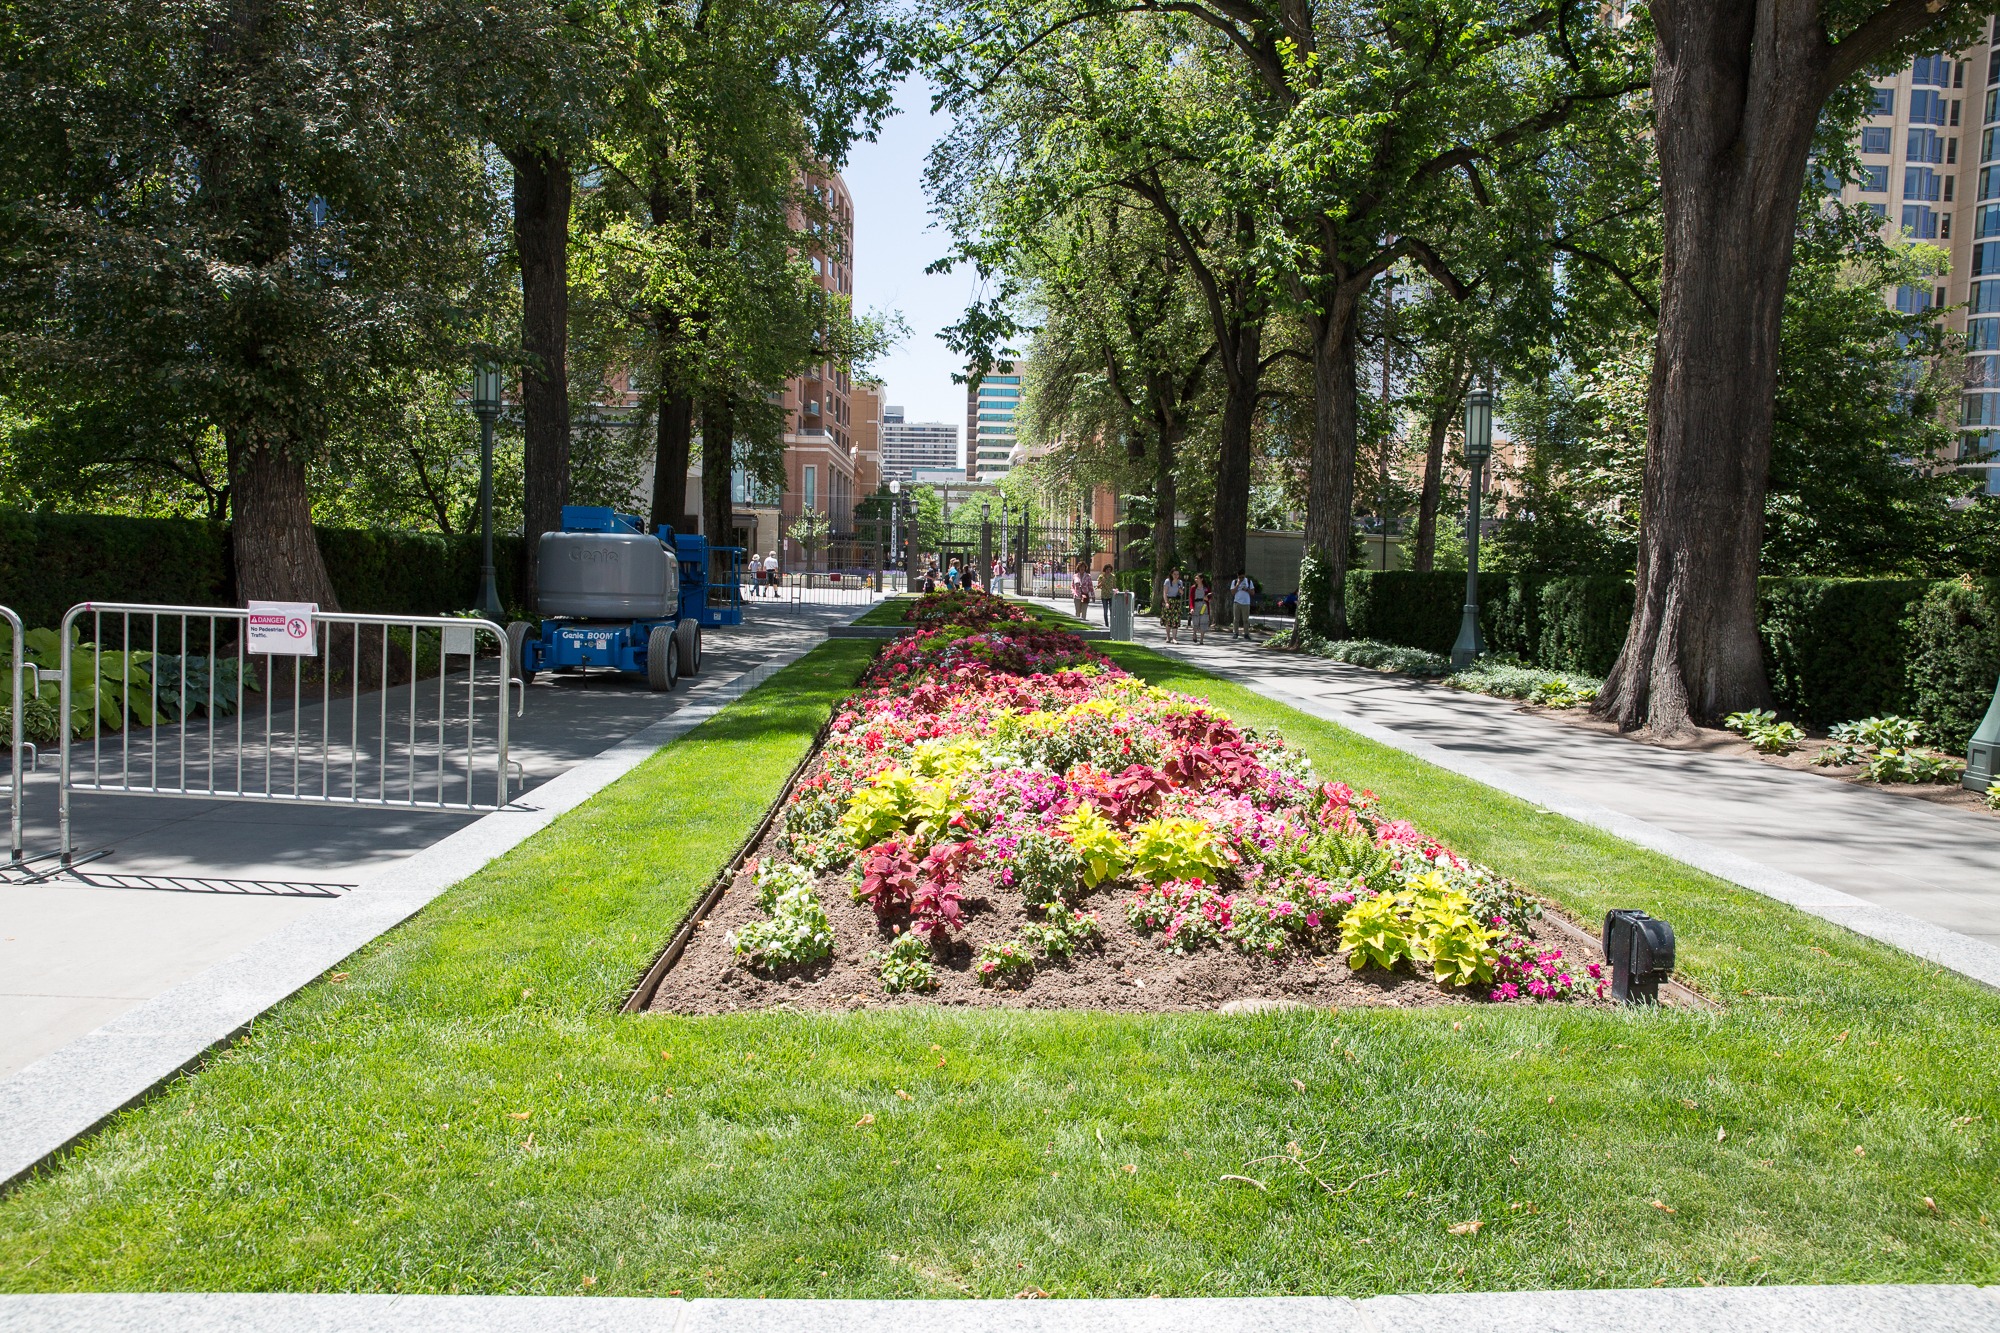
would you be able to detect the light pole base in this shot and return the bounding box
[1449,603,1484,670]
[478,567,502,619]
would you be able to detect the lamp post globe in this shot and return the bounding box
[471,360,505,619]
[1449,386,1495,670]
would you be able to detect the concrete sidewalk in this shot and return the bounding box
[0,605,855,1076]
[3,1286,1997,1332]
[1039,598,2000,953]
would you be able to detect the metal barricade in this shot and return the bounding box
[51,603,523,873]
[2,604,39,870]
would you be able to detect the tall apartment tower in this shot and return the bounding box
[879,405,961,481]
[777,171,859,534]
[965,362,1021,482]
[1834,31,2000,494]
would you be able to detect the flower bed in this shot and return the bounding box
[650,610,1606,1013]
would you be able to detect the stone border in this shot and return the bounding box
[1151,644,2000,993]
[0,625,849,1193]
[2,1286,1997,1332]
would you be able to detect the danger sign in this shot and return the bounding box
[247,600,318,656]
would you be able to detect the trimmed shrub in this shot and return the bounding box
[0,511,229,630]
[1757,577,1927,724]
[1907,577,2000,754]
[1343,569,1464,654]
[1536,575,1634,677]
[0,510,523,625]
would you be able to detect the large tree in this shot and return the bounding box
[0,0,495,604]
[1598,0,1993,735]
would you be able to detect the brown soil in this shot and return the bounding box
[645,822,1617,1015]
[1531,703,1997,817]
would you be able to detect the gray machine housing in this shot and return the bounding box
[536,529,681,620]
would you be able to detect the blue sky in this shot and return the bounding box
[843,76,977,445]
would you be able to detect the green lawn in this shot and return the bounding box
[1,639,1996,1296]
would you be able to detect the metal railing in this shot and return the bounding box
[2,604,37,870]
[52,603,523,872]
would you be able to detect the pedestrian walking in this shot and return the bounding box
[1188,575,1211,644]
[763,552,779,598]
[1159,568,1185,643]
[946,559,962,591]
[1229,572,1255,639]
[1071,565,1093,621]
[1099,568,1115,625]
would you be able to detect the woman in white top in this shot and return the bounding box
[1071,566,1093,621]
[1159,569,1184,642]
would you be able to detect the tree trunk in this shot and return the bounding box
[701,393,735,553]
[1300,293,1360,637]
[1208,319,1260,591]
[228,431,340,608]
[1151,415,1179,599]
[650,386,696,534]
[504,146,572,612]
[1595,7,1822,736]
[1414,359,1468,573]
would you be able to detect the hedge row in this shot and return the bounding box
[1343,568,2000,746]
[0,510,523,630]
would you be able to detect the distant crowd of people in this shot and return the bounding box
[898,552,1280,647]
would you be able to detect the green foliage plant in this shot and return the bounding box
[728,868,835,971]
[873,933,938,995]
[973,939,1035,988]
[1057,804,1126,887]
[1124,817,1230,887]
[1017,907,1102,962]
[1009,830,1086,910]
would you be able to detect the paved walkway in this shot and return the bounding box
[1039,599,2000,952]
[3,1285,1997,1332]
[0,605,856,1077]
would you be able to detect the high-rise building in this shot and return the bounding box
[1835,33,1999,493]
[768,170,859,565]
[879,405,960,481]
[965,362,1021,482]
[852,378,884,499]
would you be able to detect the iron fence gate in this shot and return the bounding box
[47,603,522,875]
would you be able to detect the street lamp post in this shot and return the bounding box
[1015,501,1028,595]
[1449,386,1494,670]
[980,501,993,593]
[889,479,902,592]
[471,360,505,618]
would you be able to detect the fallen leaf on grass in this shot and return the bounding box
[1447,1220,1482,1236]
[1014,1289,1048,1300]
[1716,1128,1727,1142]
[1219,1174,1268,1191]
[1854,1145,1867,1157]
[328,972,350,982]
[1289,1078,1307,1092]
[895,1089,912,1101]
[1924,1196,1938,1211]
[855,1114,876,1127]
[1650,1200,1676,1214]
[509,1111,531,1121]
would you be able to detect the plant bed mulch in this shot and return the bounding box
[645,829,1615,1015]
[645,589,1635,1016]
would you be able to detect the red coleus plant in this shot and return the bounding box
[856,837,973,939]
[1164,741,1267,796]
[857,839,922,920]
[911,839,977,938]
[1088,763,1174,825]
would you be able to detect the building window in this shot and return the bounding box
[1915,54,1952,87]
[1972,317,2000,349]
[1896,284,1934,313]
[1860,126,1891,154]
[1954,99,1963,126]
[1939,285,1951,307]
[1949,175,1958,200]
[1959,60,1969,89]
[1910,128,1943,162]
[1963,394,2000,427]
[1913,89,1947,125]
[1871,87,1895,115]
[1943,211,1954,238]
[803,465,817,510]
[1975,280,2000,313]
[1968,357,2000,389]
[1951,137,1960,163]
[1861,164,1889,192]
[1864,202,1887,219]
[1906,167,1941,201]
[1978,204,2000,237]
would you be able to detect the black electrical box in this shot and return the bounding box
[1602,909,1675,1004]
